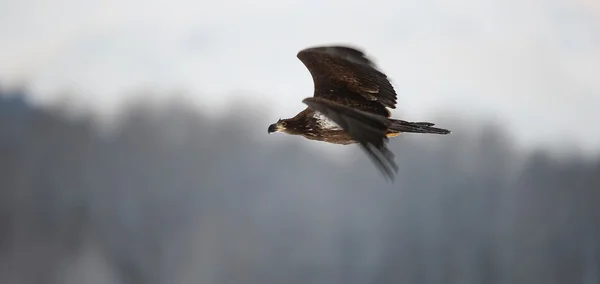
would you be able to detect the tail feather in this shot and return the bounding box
[412,122,436,127]
[389,119,451,135]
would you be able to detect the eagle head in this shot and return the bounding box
[268,119,288,134]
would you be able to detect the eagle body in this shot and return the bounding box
[281,109,398,145]
[268,45,451,181]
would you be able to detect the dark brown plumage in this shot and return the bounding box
[268,45,451,181]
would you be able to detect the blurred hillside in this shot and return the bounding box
[0,88,599,284]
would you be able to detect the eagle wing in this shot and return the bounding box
[303,97,399,181]
[297,45,398,117]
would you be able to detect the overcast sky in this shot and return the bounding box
[1,0,599,153]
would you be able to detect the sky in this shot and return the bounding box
[0,0,599,153]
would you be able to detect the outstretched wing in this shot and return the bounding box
[297,45,398,118]
[303,97,399,181]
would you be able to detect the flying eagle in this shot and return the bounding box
[268,45,451,181]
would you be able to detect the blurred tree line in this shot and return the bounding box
[0,87,598,284]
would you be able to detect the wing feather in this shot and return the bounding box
[297,45,398,114]
[302,97,399,181]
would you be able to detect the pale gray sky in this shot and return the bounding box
[1,0,599,152]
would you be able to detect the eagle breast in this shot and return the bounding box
[312,111,343,131]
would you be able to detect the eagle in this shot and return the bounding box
[268,45,451,181]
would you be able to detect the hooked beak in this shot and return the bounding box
[268,122,283,134]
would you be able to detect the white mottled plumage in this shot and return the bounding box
[313,111,343,130]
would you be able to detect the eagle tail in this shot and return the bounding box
[388,119,451,135]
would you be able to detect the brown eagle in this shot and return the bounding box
[268,45,451,181]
